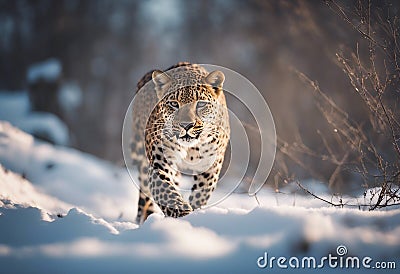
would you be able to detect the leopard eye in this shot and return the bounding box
[167,100,179,109]
[196,101,208,109]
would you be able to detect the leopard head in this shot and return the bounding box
[152,69,226,147]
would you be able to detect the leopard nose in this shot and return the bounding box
[180,122,195,131]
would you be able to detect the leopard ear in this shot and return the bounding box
[152,70,172,99]
[204,70,225,96]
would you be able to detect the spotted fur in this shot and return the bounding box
[131,63,230,224]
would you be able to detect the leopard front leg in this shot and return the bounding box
[136,159,158,224]
[131,137,157,225]
[148,166,193,217]
[189,156,223,209]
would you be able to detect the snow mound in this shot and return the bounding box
[0,120,136,221]
[0,92,69,145]
[27,58,62,83]
[0,165,71,220]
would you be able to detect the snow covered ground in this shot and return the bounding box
[0,121,399,273]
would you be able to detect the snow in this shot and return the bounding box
[0,91,69,145]
[0,165,71,220]
[0,121,136,221]
[0,121,399,273]
[26,58,62,83]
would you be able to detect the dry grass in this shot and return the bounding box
[276,0,400,210]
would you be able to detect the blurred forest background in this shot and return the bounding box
[0,0,399,196]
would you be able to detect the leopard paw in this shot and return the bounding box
[161,200,193,218]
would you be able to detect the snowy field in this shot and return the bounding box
[0,121,399,273]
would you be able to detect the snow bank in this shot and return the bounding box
[0,121,399,273]
[0,165,71,220]
[0,121,136,221]
[27,58,62,83]
[0,92,69,145]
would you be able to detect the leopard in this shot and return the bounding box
[130,62,230,224]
